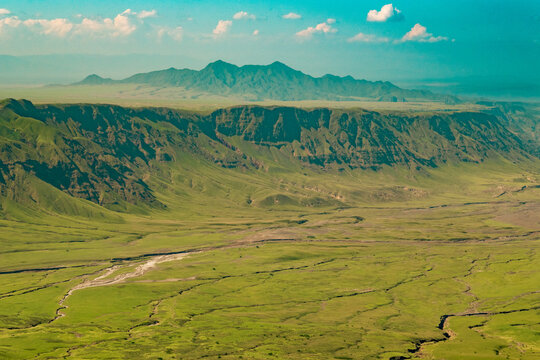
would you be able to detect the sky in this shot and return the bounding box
[0,0,539,86]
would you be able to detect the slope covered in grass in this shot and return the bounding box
[0,99,536,215]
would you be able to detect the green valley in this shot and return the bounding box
[0,98,538,359]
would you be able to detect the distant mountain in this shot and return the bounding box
[1,98,535,211]
[75,60,460,103]
[74,74,114,85]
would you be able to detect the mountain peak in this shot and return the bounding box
[203,60,239,72]
[265,61,297,73]
[268,61,289,68]
[75,74,113,85]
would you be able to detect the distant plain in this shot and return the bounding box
[0,84,492,113]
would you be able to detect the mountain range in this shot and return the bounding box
[75,60,460,103]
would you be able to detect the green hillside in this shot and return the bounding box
[1,99,535,211]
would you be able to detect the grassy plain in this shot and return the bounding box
[0,156,539,359]
[0,84,489,112]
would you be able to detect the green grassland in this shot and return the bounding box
[0,157,539,359]
[0,99,539,359]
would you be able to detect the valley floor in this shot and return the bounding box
[0,184,539,359]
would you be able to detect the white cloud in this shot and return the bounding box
[424,35,449,43]
[0,16,21,35]
[0,16,21,27]
[327,18,336,24]
[233,11,255,20]
[138,9,157,19]
[0,8,158,38]
[23,18,73,37]
[0,8,10,16]
[213,20,232,36]
[1,16,73,37]
[283,12,301,20]
[252,29,259,36]
[400,23,447,43]
[367,4,402,22]
[296,20,337,38]
[112,10,136,35]
[78,18,104,33]
[401,23,428,41]
[348,32,389,43]
[158,26,183,41]
[76,9,137,37]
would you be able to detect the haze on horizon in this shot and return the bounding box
[0,0,538,98]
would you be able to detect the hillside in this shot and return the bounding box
[75,60,460,103]
[0,98,536,213]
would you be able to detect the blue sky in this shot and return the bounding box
[0,0,538,83]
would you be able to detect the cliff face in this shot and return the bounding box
[208,106,527,167]
[0,99,535,210]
